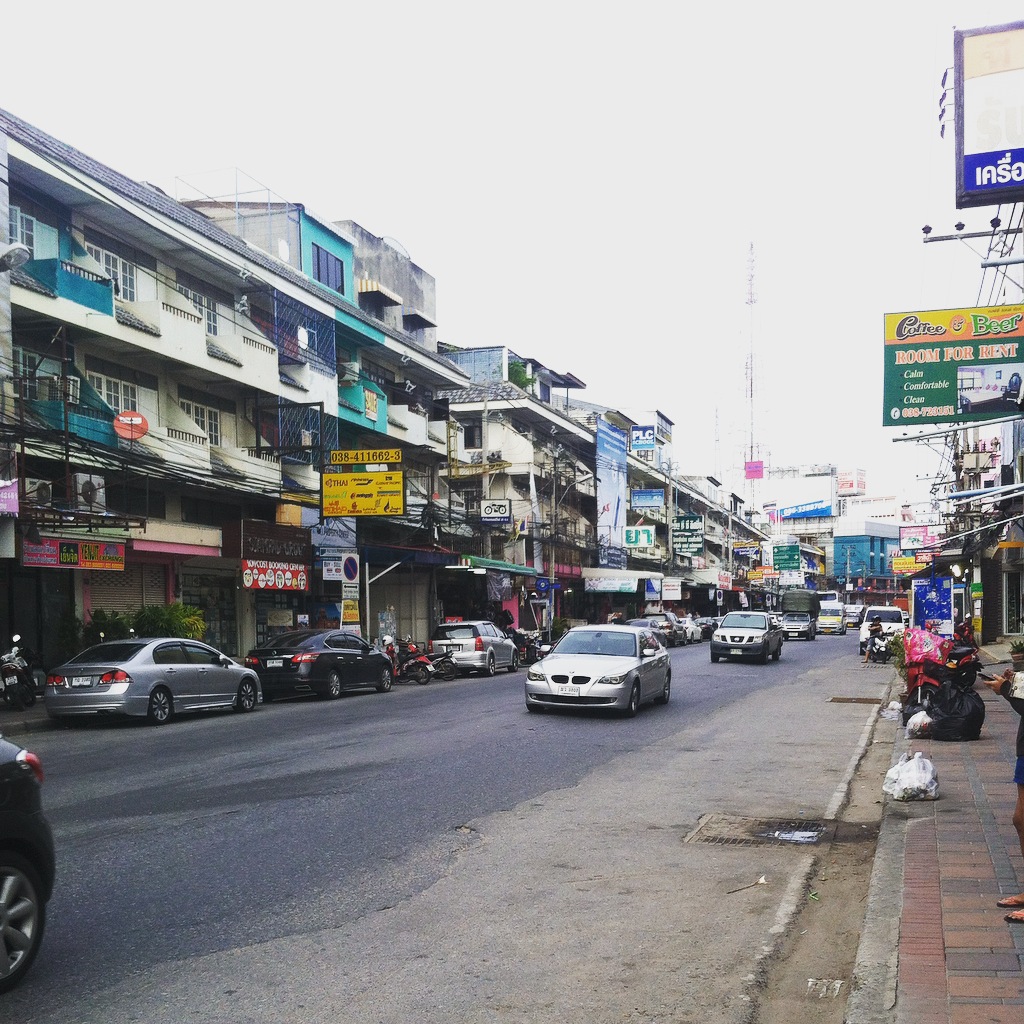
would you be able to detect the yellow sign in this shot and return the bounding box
[323,471,405,517]
[892,556,922,576]
[329,448,402,466]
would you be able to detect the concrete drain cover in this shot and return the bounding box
[828,696,882,704]
[685,813,831,847]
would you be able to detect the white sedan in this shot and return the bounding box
[524,625,671,717]
[676,615,703,643]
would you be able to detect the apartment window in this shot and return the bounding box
[8,205,58,260]
[463,418,483,449]
[311,244,344,295]
[86,243,137,301]
[87,372,137,412]
[177,283,218,336]
[179,398,221,446]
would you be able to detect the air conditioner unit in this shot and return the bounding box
[338,362,360,384]
[300,429,314,447]
[73,473,105,511]
[45,376,81,404]
[24,478,53,505]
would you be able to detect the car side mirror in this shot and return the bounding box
[642,645,660,657]
[539,644,552,655]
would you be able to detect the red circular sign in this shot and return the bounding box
[113,410,149,440]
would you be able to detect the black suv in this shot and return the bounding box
[0,734,55,992]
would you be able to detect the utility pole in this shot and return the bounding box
[746,243,757,510]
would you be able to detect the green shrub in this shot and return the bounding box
[889,631,908,684]
[82,609,133,647]
[132,604,206,640]
[551,616,570,640]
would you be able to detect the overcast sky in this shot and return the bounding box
[6,1,1023,511]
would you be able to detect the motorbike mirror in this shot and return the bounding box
[11,634,20,644]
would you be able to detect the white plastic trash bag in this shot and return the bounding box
[880,700,903,722]
[904,709,933,739]
[883,751,939,801]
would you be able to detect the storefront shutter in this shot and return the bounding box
[89,564,167,615]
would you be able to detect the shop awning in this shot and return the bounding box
[580,567,664,581]
[454,555,538,576]
[357,278,402,305]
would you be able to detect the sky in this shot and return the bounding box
[6,1,1024,512]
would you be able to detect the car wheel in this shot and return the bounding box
[376,667,393,693]
[507,649,519,673]
[323,669,343,699]
[623,681,641,717]
[710,652,720,663]
[655,672,671,705]
[0,852,46,994]
[234,678,258,712]
[147,686,173,725]
[772,644,781,661]
[758,645,769,665]
[482,653,496,677]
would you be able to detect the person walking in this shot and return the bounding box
[983,668,1024,921]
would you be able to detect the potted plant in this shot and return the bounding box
[1011,638,1024,666]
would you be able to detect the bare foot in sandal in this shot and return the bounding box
[997,895,1024,908]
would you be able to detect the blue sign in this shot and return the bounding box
[778,499,832,519]
[630,425,656,450]
[342,555,359,582]
[631,488,664,509]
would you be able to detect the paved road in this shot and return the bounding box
[8,632,885,1024]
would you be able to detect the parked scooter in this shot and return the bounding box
[0,635,37,710]
[425,649,457,680]
[865,634,892,664]
[507,627,541,665]
[382,636,434,685]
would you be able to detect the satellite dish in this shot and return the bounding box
[381,236,411,259]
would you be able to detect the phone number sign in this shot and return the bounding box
[329,448,402,465]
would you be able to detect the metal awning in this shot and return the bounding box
[454,555,538,576]
[357,278,402,305]
[580,567,664,581]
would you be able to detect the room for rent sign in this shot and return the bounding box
[883,304,1024,426]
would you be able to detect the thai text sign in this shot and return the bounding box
[773,544,800,570]
[630,488,664,508]
[883,305,1024,426]
[892,556,922,576]
[624,525,656,548]
[23,537,125,571]
[323,472,405,517]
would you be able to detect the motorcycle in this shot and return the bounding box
[865,634,892,664]
[1,635,37,710]
[382,635,434,685]
[507,627,541,665]
[426,649,458,680]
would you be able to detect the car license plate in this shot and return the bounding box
[266,659,283,669]
[71,676,92,687]
[556,684,580,696]
[729,648,743,656]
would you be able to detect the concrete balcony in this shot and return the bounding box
[388,405,448,456]
[130,287,279,390]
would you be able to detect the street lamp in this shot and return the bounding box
[547,464,595,641]
[0,243,30,274]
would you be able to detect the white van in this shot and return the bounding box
[818,602,847,635]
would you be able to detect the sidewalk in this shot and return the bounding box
[848,640,1024,1024]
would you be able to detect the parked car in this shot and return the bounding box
[858,607,906,654]
[710,611,784,664]
[428,620,519,675]
[694,617,717,640]
[630,611,685,647]
[524,624,670,716]
[46,638,262,724]
[625,619,671,646]
[0,735,55,993]
[245,629,392,701]
[781,611,816,640]
[676,615,703,643]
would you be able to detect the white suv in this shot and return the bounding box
[858,606,905,653]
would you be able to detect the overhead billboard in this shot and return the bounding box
[954,21,1024,209]
[883,304,1024,426]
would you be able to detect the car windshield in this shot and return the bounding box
[871,609,904,624]
[720,613,768,629]
[67,641,147,663]
[432,625,477,640]
[783,613,810,622]
[553,630,639,657]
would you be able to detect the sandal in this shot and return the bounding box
[1004,910,1024,923]
[997,896,1024,909]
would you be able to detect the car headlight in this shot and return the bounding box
[598,671,629,686]
[526,666,546,682]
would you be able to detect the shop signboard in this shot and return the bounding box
[241,561,309,591]
[883,304,1024,426]
[630,488,664,509]
[892,556,921,576]
[624,525,656,548]
[329,448,402,465]
[323,471,405,517]
[22,536,125,571]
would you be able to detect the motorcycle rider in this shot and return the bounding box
[954,610,977,648]
[863,615,884,665]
